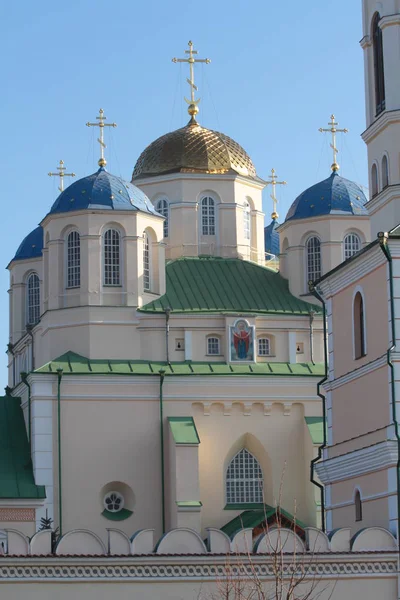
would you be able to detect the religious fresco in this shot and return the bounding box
[230,319,254,362]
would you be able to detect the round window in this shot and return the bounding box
[103,491,124,513]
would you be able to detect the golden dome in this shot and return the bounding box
[132,117,257,180]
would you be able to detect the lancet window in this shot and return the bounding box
[243,200,251,240]
[355,489,362,522]
[103,229,121,286]
[201,196,216,236]
[382,155,389,188]
[143,232,150,291]
[67,231,81,288]
[353,291,366,359]
[156,198,169,238]
[27,272,40,326]
[371,163,378,197]
[372,12,385,115]
[226,448,263,504]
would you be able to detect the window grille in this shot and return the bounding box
[156,198,169,238]
[226,448,263,504]
[258,338,270,356]
[143,232,150,291]
[104,229,121,286]
[201,197,216,236]
[243,201,250,240]
[67,231,80,288]
[207,337,220,355]
[306,236,321,284]
[344,233,361,260]
[27,273,40,326]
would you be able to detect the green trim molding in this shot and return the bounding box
[168,417,200,444]
[176,501,202,507]
[304,417,325,445]
[101,508,133,521]
[224,503,265,510]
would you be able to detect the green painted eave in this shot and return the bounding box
[35,352,325,377]
[140,256,321,315]
[221,505,308,538]
[0,396,46,499]
[305,417,325,445]
[176,501,202,507]
[168,417,200,444]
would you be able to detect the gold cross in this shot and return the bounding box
[172,41,211,118]
[48,160,76,192]
[265,168,287,220]
[319,114,348,172]
[86,108,117,167]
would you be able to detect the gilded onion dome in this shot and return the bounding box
[132,117,257,180]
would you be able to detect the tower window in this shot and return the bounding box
[372,12,385,116]
[355,489,362,522]
[382,155,389,188]
[156,198,169,238]
[243,200,251,241]
[353,291,366,359]
[226,448,263,504]
[103,229,121,286]
[207,336,220,355]
[306,236,321,285]
[66,231,80,289]
[27,273,40,326]
[143,232,150,291]
[344,233,361,260]
[258,338,270,356]
[371,163,378,197]
[201,197,216,236]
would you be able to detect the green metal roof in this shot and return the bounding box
[221,506,307,538]
[140,256,320,315]
[305,417,325,445]
[0,395,46,499]
[35,352,324,377]
[168,417,200,444]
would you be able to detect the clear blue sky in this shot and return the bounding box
[0,0,367,382]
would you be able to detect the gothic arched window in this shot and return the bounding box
[354,291,366,359]
[201,196,216,236]
[156,198,169,238]
[306,236,321,285]
[344,233,361,260]
[226,448,263,504]
[372,12,385,115]
[103,228,121,286]
[27,273,40,326]
[355,489,362,522]
[371,163,379,197]
[66,231,80,288]
[243,200,251,241]
[382,155,389,188]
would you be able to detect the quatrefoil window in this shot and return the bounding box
[103,491,124,513]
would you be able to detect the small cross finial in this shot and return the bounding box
[265,168,287,220]
[48,160,76,192]
[86,108,117,167]
[172,41,211,119]
[318,114,348,172]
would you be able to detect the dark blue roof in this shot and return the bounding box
[49,167,159,216]
[285,172,368,222]
[13,226,43,262]
[264,219,280,257]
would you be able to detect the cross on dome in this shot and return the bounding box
[86,108,117,168]
[172,41,211,118]
[265,168,287,220]
[48,160,76,192]
[318,114,348,173]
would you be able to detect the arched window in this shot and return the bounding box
[156,198,169,238]
[306,236,321,285]
[371,163,378,197]
[226,448,263,504]
[26,273,40,326]
[372,12,385,115]
[243,200,251,241]
[355,489,362,522]
[344,233,361,260]
[143,232,150,291]
[258,338,270,356]
[354,291,366,359]
[66,231,80,288]
[207,336,220,355]
[201,196,216,236]
[103,229,121,286]
[382,155,389,188]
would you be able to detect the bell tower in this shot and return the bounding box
[361,1,400,234]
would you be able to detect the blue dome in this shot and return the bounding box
[12,226,43,262]
[264,219,280,257]
[285,172,368,222]
[49,167,159,216]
